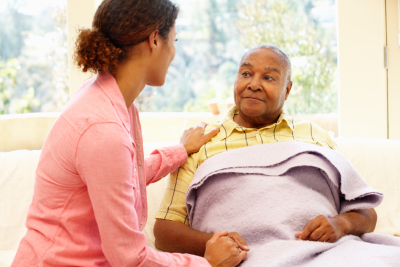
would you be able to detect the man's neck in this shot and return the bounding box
[233,110,282,129]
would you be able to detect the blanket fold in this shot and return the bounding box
[186,142,400,266]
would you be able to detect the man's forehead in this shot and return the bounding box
[241,48,282,64]
[239,61,281,74]
[239,49,284,71]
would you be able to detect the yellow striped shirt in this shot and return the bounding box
[156,106,338,225]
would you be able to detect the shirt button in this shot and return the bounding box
[139,224,143,228]
[140,185,144,190]
[138,165,142,169]
[137,144,141,148]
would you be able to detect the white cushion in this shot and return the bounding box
[0,251,17,267]
[335,137,400,237]
[1,139,399,267]
[0,150,40,251]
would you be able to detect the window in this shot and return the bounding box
[0,0,337,116]
[0,0,68,114]
[138,0,338,115]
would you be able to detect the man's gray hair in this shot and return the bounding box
[241,44,292,82]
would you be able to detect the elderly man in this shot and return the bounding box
[153,45,377,256]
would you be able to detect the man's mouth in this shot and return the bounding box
[243,97,264,102]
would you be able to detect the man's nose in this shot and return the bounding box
[247,76,262,91]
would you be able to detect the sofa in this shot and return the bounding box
[1,138,399,267]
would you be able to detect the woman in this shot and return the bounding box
[11,0,247,266]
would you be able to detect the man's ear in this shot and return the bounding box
[147,30,160,52]
[285,81,292,100]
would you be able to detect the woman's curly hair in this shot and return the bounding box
[74,0,179,75]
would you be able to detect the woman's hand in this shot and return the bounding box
[204,231,247,267]
[179,122,220,155]
[227,232,249,252]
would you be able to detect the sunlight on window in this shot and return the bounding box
[0,0,68,114]
[138,0,337,115]
[0,0,337,115]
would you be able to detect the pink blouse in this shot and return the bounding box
[11,72,210,267]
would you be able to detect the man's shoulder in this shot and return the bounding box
[287,117,337,150]
[204,120,222,133]
[288,117,327,132]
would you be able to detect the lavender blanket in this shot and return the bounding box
[186,142,400,266]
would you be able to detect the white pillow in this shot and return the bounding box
[0,150,40,252]
[335,137,400,237]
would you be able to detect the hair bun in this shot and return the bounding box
[74,28,123,74]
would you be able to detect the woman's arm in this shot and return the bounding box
[76,123,210,267]
[144,122,220,185]
[144,145,188,185]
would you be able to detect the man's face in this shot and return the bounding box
[234,48,292,125]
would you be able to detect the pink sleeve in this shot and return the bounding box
[76,123,209,267]
[144,144,188,185]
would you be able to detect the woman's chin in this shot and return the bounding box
[147,78,166,87]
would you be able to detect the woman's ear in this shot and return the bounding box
[147,30,160,52]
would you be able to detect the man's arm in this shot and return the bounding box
[295,208,377,242]
[154,146,212,255]
[154,219,212,256]
[154,219,249,256]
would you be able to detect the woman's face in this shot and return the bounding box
[147,25,177,87]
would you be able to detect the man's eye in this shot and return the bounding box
[175,38,178,42]
[265,76,274,81]
[242,72,250,77]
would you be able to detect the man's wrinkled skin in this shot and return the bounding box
[154,46,377,257]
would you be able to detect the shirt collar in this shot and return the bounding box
[96,72,131,132]
[216,106,293,140]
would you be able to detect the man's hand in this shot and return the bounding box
[154,219,250,257]
[295,215,345,242]
[204,231,247,267]
[295,209,377,243]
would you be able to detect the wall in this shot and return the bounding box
[337,0,388,139]
[0,113,338,152]
[387,0,400,140]
[0,114,59,152]
[66,0,98,96]
[2,0,397,152]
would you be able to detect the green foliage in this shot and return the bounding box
[237,0,338,114]
[0,58,41,114]
[0,0,33,60]
[0,1,69,114]
[137,0,243,112]
[0,58,18,114]
[137,0,337,114]
[14,87,40,113]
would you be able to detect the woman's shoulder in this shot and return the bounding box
[61,77,125,136]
